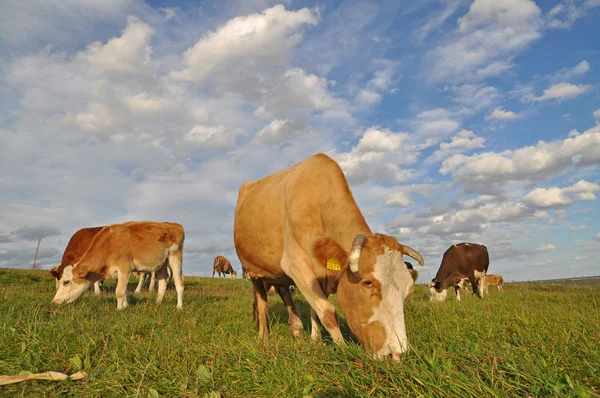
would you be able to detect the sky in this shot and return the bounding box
[0,0,599,282]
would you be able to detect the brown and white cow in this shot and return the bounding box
[485,274,504,292]
[52,221,185,309]
[233,153,424,360]
[213,256,236,278]
[429,243,489,302]
[50,227,104,295]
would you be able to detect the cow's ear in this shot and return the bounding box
[409,269,418,282]
[49,266,60,280]
[74,263,89,278]
[312,237,348,272]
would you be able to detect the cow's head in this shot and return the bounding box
[428,280,447,302]
[51,264,94,304]
[313,233,423,360]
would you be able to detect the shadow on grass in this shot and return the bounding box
[269,297,358,344]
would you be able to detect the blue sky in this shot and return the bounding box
[0,0,598,281]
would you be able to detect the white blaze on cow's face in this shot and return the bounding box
[338,246,419,360]
[428,281,447,302]
[51,265,92,304]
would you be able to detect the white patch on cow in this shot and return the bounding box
[51,265,92,305]
[465,243,471,246]
[365,250,414,357]
[474,270,485,278]
[169,243,179,252]
[428,283,447,302]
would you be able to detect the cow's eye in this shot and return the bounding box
[63,281,70,285]
[362,279,373,287]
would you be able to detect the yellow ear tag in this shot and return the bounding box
[326,258,341,271]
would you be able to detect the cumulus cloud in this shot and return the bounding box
[184,124,243,150]
[412,108,461,145]
[552,60,591,81]
[384,184,442,208]
[354,59,399,107]
[594,109,600,122]
[426,0,542,82]
[536,244,556,251]
[172,5,318,83]
[254,119,308,144]
[570,225,588,231]
[523,82,591,102]
[485,106,521,121]
[426,130,485,164]
[76,16,156,77]
[522,180,600,208]
[333,127,417,184]
[440,126,600,191]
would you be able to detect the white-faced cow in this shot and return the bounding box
[50,227,104,295]
[429,243,489,302]
[52,221,185,309]
[233,153,424,360]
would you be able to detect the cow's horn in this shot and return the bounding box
[400,244,424,267]
[349,234,368,273]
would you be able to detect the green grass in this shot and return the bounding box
[1,268,599,397]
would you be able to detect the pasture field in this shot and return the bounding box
[1,268,599,397]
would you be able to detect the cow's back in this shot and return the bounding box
[460,244,489,273]
[61,227,104,266]
[234,153,369,278]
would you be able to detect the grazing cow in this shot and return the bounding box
[133,271,157,293]
[52,221,185,309]
[50,227,104,295]
[233,153,424,360]
[429,243,489,302]
[485,274,504,292]
[213,256,236,278]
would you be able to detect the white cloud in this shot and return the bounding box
[440,126,600,190]
[76,16,156,77]
[440,130,485,150]
[125,92,174,114]
[595,233,600,242]
[594,109,600,121]
[254,119,307,144]
[485,106,521,121]
[64,102,116,133]
[333,127,417,184]
[552,60,590,81]
[426,0,542,83]
[524,82,591,102]
[458,0,541,32]
[184,124,242,150]
[523,180,599,208]
[570,225,588,231]
[545,0,599,29]
[172,5,318,83]
[536,244,556,251]
[384,192,413,208]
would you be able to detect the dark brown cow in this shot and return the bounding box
[50,226,104,295]
[429,243,489,302]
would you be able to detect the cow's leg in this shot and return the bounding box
[310,308,322,342]
[455,285,461,301]
[168,250,184,309]
[149,271,156,291]
[275,286,303,337]
[134,272,145,293]
[115,270,130,310]
[251,279,269,339]
[155,264,170,305]
[93,281,102,295]
[498,283,503,292]
[469,276,482,299]
[478,276,486,297]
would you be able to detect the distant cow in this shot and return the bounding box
[52,222,185,309]
[234,153,424,360]
[485,274,504,292]
[213,256,236,278]
[50,227,104,295]
[133,271,157,293]
[429,243,489,302]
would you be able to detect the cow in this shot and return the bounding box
[50,227,104,295]
[242,266,249,279]
[484,274,504,292]
[213,256,236,278]
[133,271,157,293]
[233,153,424,360]
[429,243,489,302]
[52,221,185,309]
